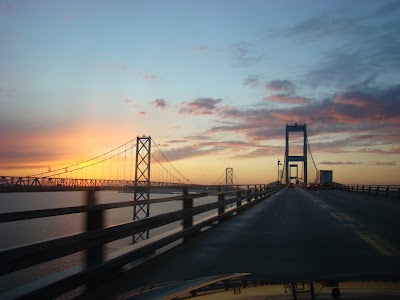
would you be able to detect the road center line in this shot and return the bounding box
[354,231,399,256]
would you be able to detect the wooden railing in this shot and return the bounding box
[0,183,283,299]
[333,183,400,198]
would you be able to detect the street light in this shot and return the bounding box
[277,159,282,184]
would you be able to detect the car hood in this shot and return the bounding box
[116,272,400,300]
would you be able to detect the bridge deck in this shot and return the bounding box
[80,188,400,298]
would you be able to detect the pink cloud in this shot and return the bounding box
[333,94,369,108]
[265,79,296,92]
[151,98,167,109]
[265,94,311,104]
[179,98,222,115]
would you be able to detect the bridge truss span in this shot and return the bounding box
[0,175,186,192]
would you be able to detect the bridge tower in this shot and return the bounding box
[225,167,233,191]
[133,136,151,243]
[285,124,308,185]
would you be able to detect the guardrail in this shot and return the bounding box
[333,183,400,198]
[0,183,283,299]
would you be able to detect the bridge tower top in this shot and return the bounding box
[285,124,308,185]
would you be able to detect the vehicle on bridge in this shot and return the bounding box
[288,182,295,188]
[306,183,319,190]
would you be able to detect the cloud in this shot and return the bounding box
[138,111,146,115]
[370,161,396,166]
[305,22,400,88]
[377,1,400,15]
[320,161,360,165]
[243,74,264,88]
[153,139,260,162]
[220,42,264,68]
[151,98,167,109]
[265,80,296,93]
[183,135,212,140]
[264,94,311,105]
[230,145,284,159]
[158,145,218,161]
[197,140,253,149]
[124,98,140,109]
[165,139,187,144]
[179,98,222,115]
[268,5,400,89]
[280,15,368,41]
[200,83,400,154]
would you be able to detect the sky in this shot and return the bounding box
[0,0,399,185]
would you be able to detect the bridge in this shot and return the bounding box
[0,124,399,299]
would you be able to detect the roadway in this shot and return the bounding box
[80,187,400,298]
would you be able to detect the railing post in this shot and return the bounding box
[218,186,225,216]
[85,189,104,270]
[246,186,251,203]
[386,185,389,197]
[376,185,380,195]
[182,186,193,231]
[368,185,371,194]
[362,185,364,193]
[236,190,242,207]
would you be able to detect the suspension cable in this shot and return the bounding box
[47,145,135,178]
[151,139,192,184]
[234,173,240,185]
[307,136,318,173]
[211,169,226,185]
[29,138,136,177]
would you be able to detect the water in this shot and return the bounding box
[0,191,217,294]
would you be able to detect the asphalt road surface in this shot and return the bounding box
[81,187,400,298]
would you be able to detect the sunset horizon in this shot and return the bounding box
[1,0,399,185]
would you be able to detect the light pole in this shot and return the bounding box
[277,159,282,184]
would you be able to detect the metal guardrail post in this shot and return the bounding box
[85,190,104,270]
[386,185,389,197]
[376,185,380,195]
[236,190,242,207]
[246,186,251,203]
[182,186,193,230]
[218,186,225,216]
[368,185,371,194]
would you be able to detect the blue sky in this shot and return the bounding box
[1,0,399,184]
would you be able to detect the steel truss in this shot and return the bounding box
[133,136,151,243]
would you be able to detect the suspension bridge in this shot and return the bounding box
[0,124,399,299]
